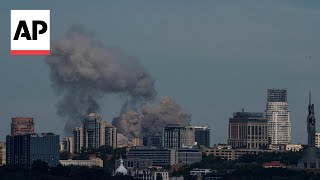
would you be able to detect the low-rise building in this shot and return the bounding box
[126,147,176,166]
[115,159,153,169]
[190,169,212,176]
[170,177,184,180]
[59,158,103,167]
[284,144,302,152]
[176,148,202,165]
[203,147,280,161]
[126,147,202,167]
[129,167,169,180]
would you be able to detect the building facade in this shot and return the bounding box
[61,137,74,154]
[126,147,176,166]
[60,158,103,167]
[0,143,6,166]
[176,148,202,165]
[73,126,84,154]
[126,147,201,167]
[163,125,195,149]
[193,126,210,148]
[73,113,117,153]
[228,111,268,149]
[6,133,59,168]
[202,147,276,161]
[143,135,163,147]
[11,117,34,136]
[315,132,320,148]
[266,89,291,145]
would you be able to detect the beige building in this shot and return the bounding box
[59,158,103,167]
[60,137,75,154]
[0,143,6,166]
[73,126,84,154]
[11,117,34,135]
[284,144,302,152]
[228,111,268,149]
[163,125,195,149]
[315,132,320,148]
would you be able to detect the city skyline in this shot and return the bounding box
[1,1,320,145]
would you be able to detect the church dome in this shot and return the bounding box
[115,158,128,175]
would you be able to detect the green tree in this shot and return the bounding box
[156,173,163,180]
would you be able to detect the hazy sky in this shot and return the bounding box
[1,1,320,145]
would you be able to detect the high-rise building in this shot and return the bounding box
[105,126,117,148]
[73,113,117,154]
[61,137,74,154]
[163,125,195,149]
[6,133,59,168]
[11,117,34,136]
[266,89,291,145]
[193,126,210,147]
[228,110,268,149]
[83,113,102,149]
[0,143,6,166]
[73,126,84,154]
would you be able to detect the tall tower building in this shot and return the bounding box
[266,89,291,145]
[228,110,268,149]
[61,137,74,154]
[83,113,102,149]
[73,113,117,154]
[73,126,84,154]
[11,117,34,136]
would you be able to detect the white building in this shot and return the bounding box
[284,144,302,152]
[154,171,169,180]
[115,158,128,175]
[266,89,291,145]
[315,132,320,148]
[190,169,212,176]
[59,158,103,167]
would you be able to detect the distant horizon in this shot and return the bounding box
[1,1,320,146]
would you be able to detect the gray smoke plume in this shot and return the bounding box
[46,26,156,133]
[113,110,142,138]
[141,97,191,136]
[113,97,191,137]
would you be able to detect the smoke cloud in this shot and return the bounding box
[46,26,156,133]
[113,97,191,138]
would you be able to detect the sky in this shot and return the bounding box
[1,1,320,145]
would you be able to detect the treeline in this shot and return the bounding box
[0,160,136,180]
[172,151,319,179]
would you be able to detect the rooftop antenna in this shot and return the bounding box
[309,91,312,105]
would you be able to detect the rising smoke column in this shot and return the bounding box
[141,97,191,136]
[46,26,156,133]
[113,97,191,138]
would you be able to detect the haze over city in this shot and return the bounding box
[1,0,320,146]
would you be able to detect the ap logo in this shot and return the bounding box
[11,10,50,55]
